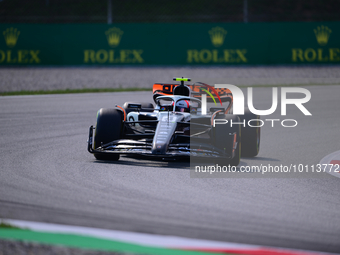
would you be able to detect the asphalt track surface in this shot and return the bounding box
[1,86,340,253]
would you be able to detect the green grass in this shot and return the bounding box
[0,222,21,229]
[0,88,150,96]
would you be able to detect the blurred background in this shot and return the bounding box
[1,0,340,23]
[1,0,340,92]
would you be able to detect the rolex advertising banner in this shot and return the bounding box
[0,22,339,66]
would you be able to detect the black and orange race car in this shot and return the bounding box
[87,78,260,166]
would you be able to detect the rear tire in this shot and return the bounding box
[213,114,241,167]
[238,108,261,157]
[94,108,123,161]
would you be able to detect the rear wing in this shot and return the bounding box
[153,83,233,104]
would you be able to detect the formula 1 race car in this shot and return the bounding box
[87,78,261,166]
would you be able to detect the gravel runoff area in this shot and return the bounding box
[0,239,124,255]
[1,66,340,92]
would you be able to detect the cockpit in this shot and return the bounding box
[155,96,201,114]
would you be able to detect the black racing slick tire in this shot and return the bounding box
[213,114,241,167]
[94,108,123,161]
[238,108,261,157]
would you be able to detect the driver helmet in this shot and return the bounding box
[175,100,190,112]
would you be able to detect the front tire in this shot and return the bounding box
[94,108,123,161]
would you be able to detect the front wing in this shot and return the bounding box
[87,125,236,160]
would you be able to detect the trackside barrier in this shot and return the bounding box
[0,22,339,66]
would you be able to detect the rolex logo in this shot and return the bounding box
[105,27,123,47]
[3,27,20,47]
[314,25,332,46]
[209,27,227,47]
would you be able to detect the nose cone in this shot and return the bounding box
[151,112,179,155]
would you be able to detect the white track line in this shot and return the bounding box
[2,219,253,249]
[1,219,334,255]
